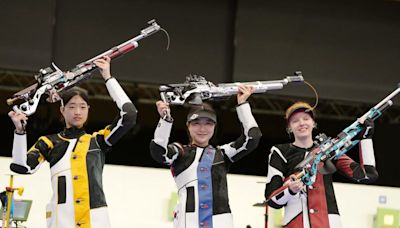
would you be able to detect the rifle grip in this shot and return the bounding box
[160,92,168,103]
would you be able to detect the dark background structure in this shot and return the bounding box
[0,0,399,187]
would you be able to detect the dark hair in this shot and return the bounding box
[59,87,90,127]
[60,87,89,106]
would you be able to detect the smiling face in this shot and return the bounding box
[60,95,89,129]
[187,118,216,147]
[288,111,315,142]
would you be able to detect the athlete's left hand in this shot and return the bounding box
[237,84,255,104]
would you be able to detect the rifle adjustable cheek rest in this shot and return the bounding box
[187,93,203,105]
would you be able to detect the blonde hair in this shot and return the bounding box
[285,101,315,121]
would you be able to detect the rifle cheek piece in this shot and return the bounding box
[187,93,203,105]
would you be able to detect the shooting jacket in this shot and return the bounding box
[265,141,378,228]
[150,102,262,228]
[10,78,137,228]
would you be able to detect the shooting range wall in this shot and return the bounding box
[1,157,399,228]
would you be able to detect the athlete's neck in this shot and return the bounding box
[293,137,313,149]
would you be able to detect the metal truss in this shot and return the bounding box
[1,69,399,124]
[0,69,36,92]
[248,94,400,124]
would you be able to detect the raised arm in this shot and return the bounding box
[8,111,51,174]
[335,118,378,183]
[149,101,183,165]
[94,57,137,146]
[219,84,262,162]
[335,139,378,183]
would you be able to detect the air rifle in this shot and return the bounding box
[160,72,304,105]
[267,84,400,202]
[7,19,163,116]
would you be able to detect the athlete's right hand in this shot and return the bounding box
[156,100,170,118]
[288,174,304,194]
[8,111,28,133]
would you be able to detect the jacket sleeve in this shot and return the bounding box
[149,118,182,165]
[10,133,52,174]
[265,146,297,209]
[219,102,262,162]
[334,138,379,183]
[97,77,138,147]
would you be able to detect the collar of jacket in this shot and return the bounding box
[61,127,86,139]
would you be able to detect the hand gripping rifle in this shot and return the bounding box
[266,83,400,202]
[7,19,164,116]
[159,72,305,105]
